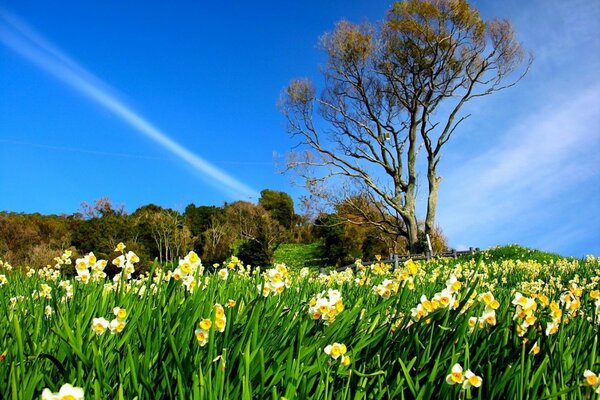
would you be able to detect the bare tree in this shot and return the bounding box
[137,208,187,263]
[280,0,530,252]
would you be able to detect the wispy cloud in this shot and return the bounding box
[438,83,600,252]
[433,0,600,256]
[0,8,259,200]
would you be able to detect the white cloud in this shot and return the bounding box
[438,83,600,249]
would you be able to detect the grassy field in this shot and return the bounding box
[273,242,324,270]
[0,245,599,399]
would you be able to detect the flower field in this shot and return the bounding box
[1,245,599,399]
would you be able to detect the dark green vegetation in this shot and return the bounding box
[0,190,449,274]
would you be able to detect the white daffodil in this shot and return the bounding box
[41,383,84,400]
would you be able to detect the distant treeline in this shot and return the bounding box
[0,189,447,271]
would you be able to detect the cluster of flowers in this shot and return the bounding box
[317,268,354,286]
[52,250,73,270]
[195,303,227,347]
[369,256,393,276]
[258,263,291,297]
[308,289,344,325]
[372,261,420,298]
[32,283,53,300]
[172,251,203,292]
[467,291,500,332]
[8,295,25,308]
[92,306,128,335]
[112,243,139,281]
[324,342,350,366]
[373,278,399,298]
[559,282,583,324]
[410,273,462,322]
[28,250,74,282]
[0,259,13,271]
[445,363,483,389]
[74,252,107,283]
[226,255,243,270]
[42,383,84,400]
[511,292,543,337]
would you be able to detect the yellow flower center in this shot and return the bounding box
[451,372,463,383]
[586,374,598,386]
[200,319,212,330]
[468,375,481,386]
[181,263,191,274]
[331,346,341,357]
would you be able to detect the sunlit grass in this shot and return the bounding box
[0,246,598,399]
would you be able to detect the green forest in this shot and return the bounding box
[0,190,448,274]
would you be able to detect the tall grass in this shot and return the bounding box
[0,247,598,399]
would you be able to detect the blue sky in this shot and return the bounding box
[0,0,598,257]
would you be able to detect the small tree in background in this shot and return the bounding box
[258,189,295,230]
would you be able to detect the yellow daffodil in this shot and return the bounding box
[199,318,212,330]
[462,369,483,389]
[126,251,139,264]
[218,268,229,280]
[545,321,559,336]
[113,307,127,321]
[341,355,351,367]
[188,251,199,264]
[405,259,418,275]
[214,304,225,319]
[109,318,126,334]
[195,329,209,346]
[226,299,236,308]
[180,261,192,275]
[324,343,347,360]
[215,317,226,333]
[584,370,599,388]
[446,363,464,385]
[92,317,110,335]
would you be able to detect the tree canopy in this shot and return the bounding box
[281,0,530,252]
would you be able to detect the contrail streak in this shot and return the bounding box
[0,9,259,200]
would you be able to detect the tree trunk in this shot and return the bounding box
[405,118,419,254]
[425,167,441,238]
[405,213,419,254]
